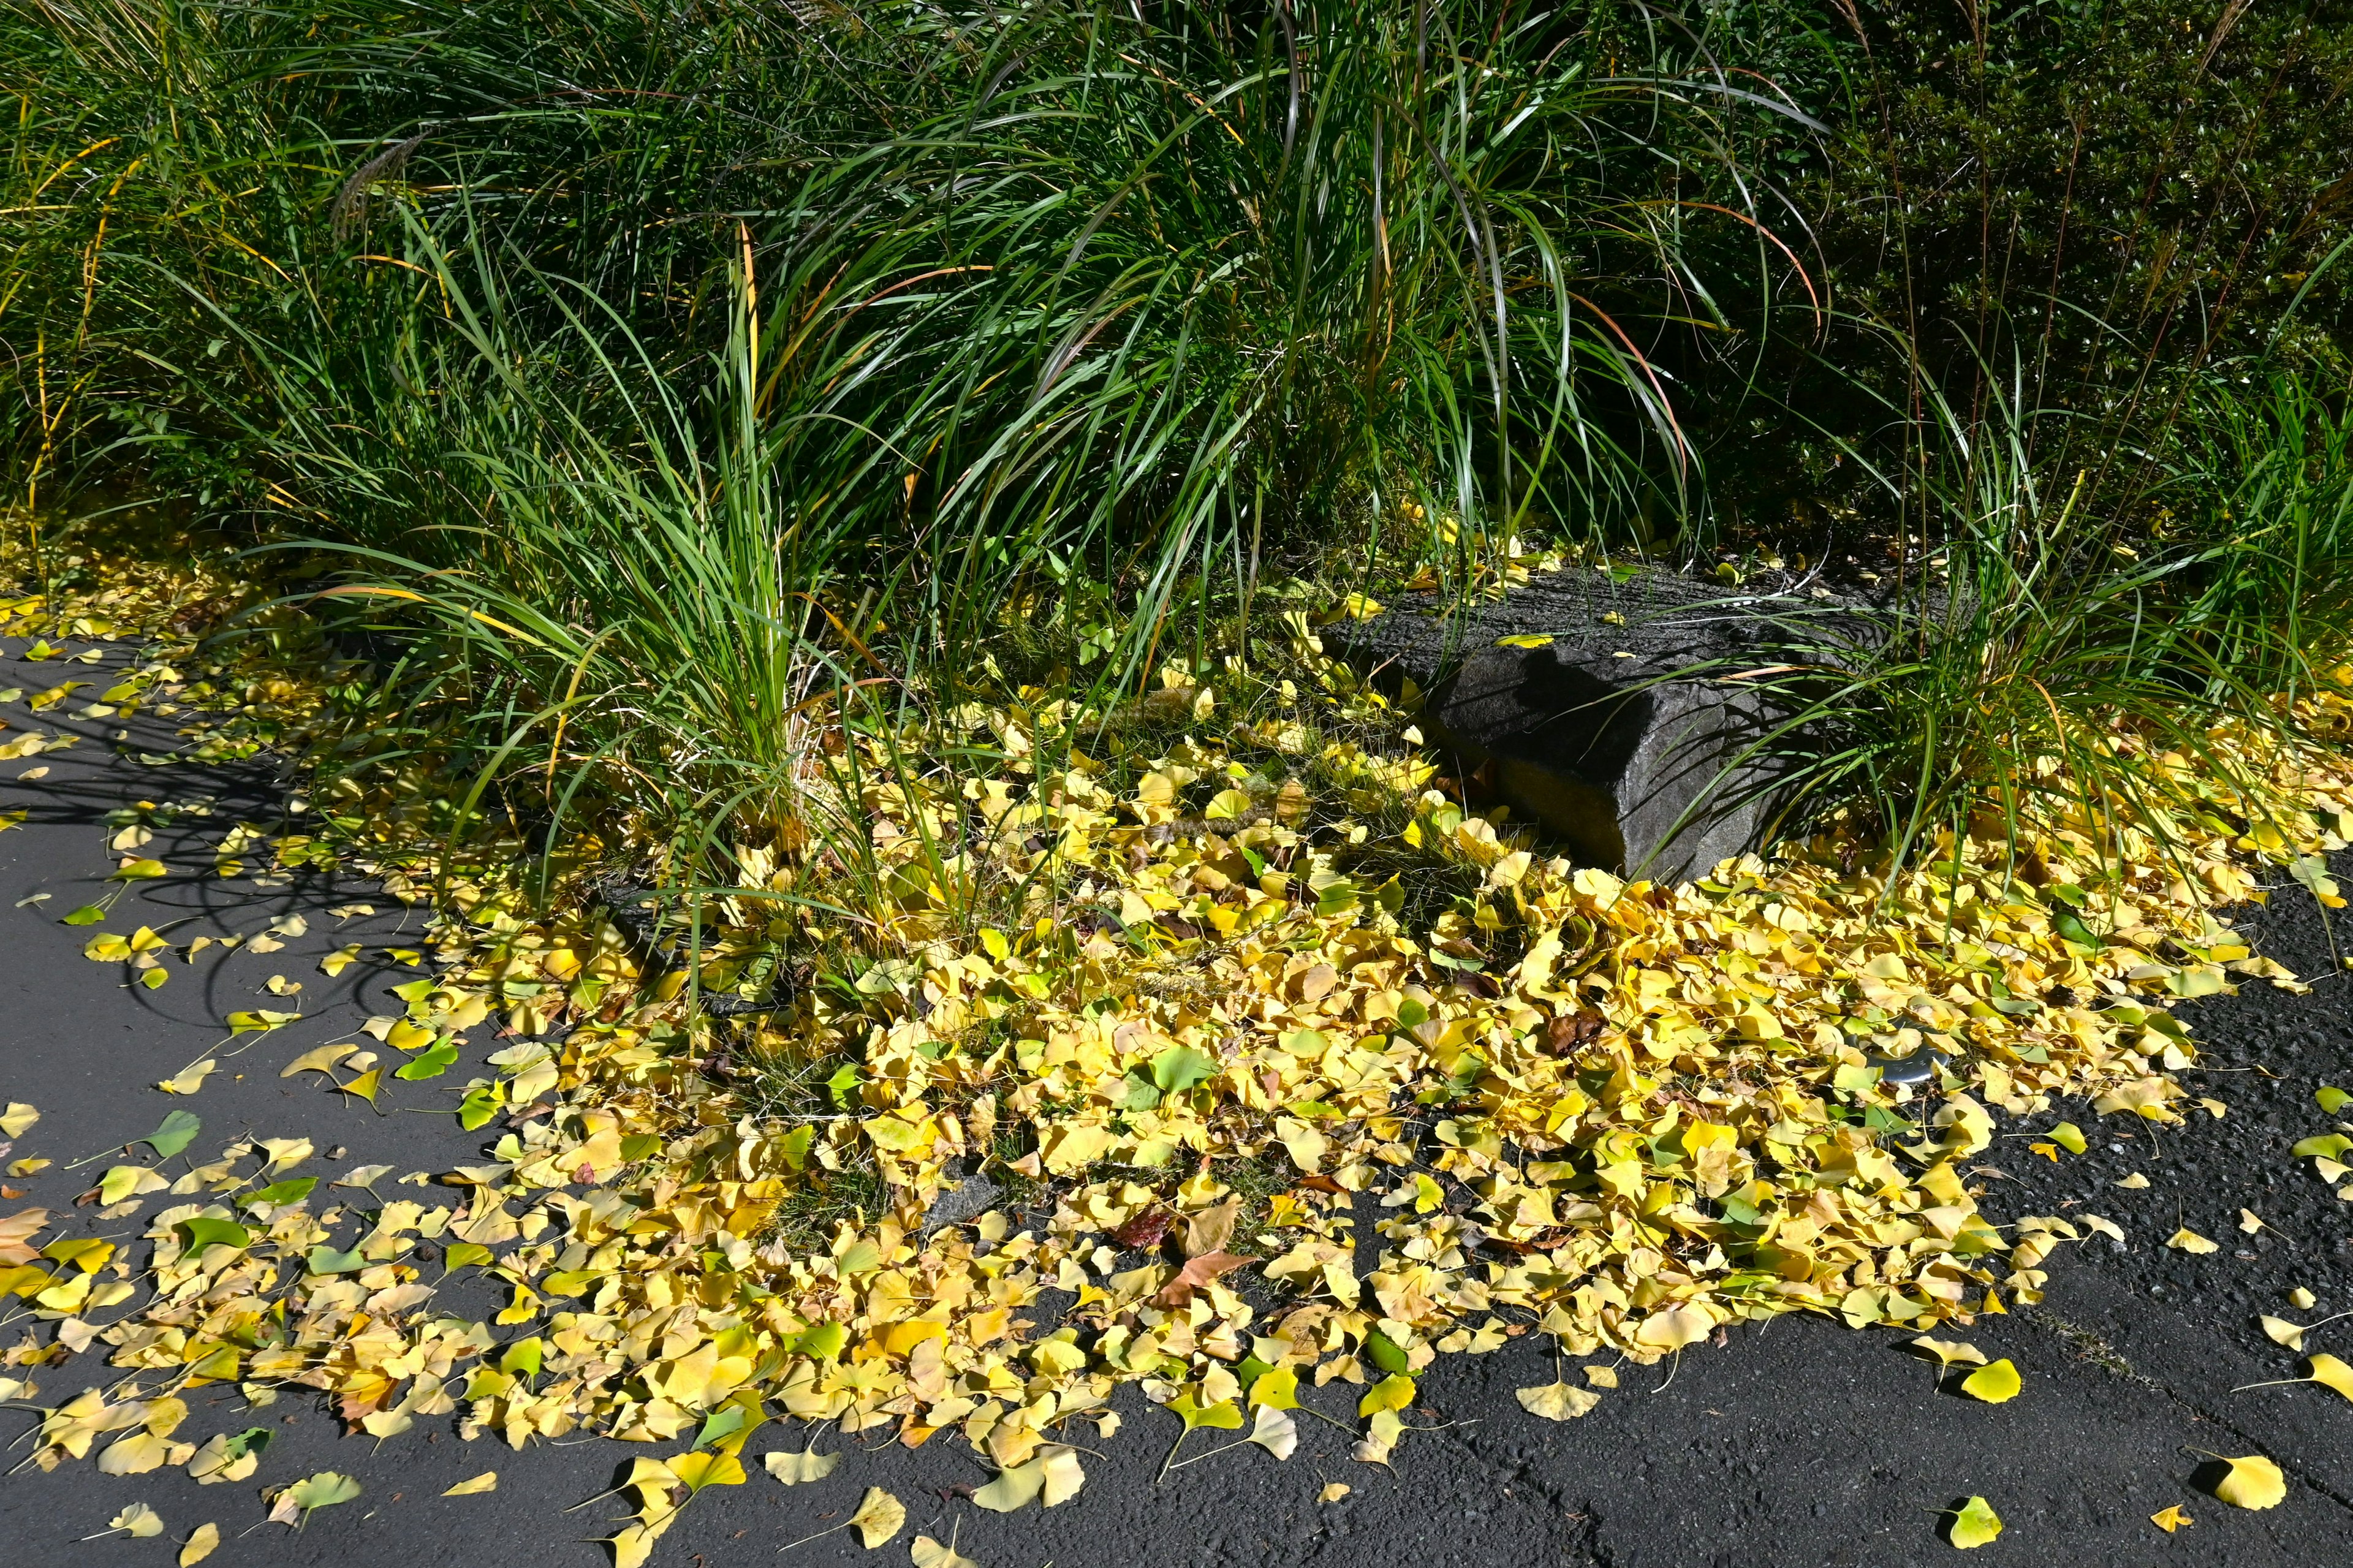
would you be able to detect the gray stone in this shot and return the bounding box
[1325,564,1838,882]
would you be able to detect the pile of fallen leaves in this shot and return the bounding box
[8,535,2353,1561]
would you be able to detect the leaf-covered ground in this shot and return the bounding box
[7,542,2353,1563]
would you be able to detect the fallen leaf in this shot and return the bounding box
[270,1471,362,1526]
[1037,1446,1085,1506]
[2048,1121,2087,1154]
[2262,1316,2310,1350]
[1248,1404,1297,1460]
[2307,1354,2353,1402]
[849,1486,906,1547]
[179,1521,221,1564]
[764,1447,839,1486]
[110,1502,165,1539]
[1910,1336,1988,1368]
[2150,1504,2192,1533]
[441,1471,498,1496]
[1246,1365,1300,1409]
[1515,1379,1599,1421]
[2167,1228,2220,1255]
[0,1104,34,1137]
[1319,1483,1352,1502]
[972,1460,1045,1513]
[1633,1304,1713,1352]
[1947,1496,2003,1548]
[1107,1208,1171,1250]
[1358,1374,1415,1417]
[157,1059,216,1095]
[2210,1454,2286,1510]
[1183,1196,1240,1258]
[99,1163,167,1206]
[2116,1172,2150,1189]
[1151,1249,1249,1308]
[666,1451,744,1491]
[909,1536,979,1568]
[1960,1359,2021,1404]
[1353,1405,1404,1466]
[2240,1208,2267,1235]
[1167,1392,1243,1432]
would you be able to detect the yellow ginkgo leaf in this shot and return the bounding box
[1910,1336,1987,1368]
[1633,1304,1714,1351]
[608,1521,664,1568]
[1247,1404,1297,1460]
[1516,1379,1600,1422]
[2150,1504,2192,1532]
[441,1471,498,1496]
[2211,1454,2286,1510]
[849,1487,905,1548]
[1958,1358,2021,1404]
[99,1502,165,1539]
[1246,1365,1300,1409]
[157,1059,216,1095]
[2308,1354,2353,1402]
[1037,1445,1086,1507]
[279,1042,355,1078]
[2116,1172,2150,1188]
[972,1460,1045,1513]
[1357,1374,1415,1416]
[2167,1228,2220,1254]
[1947,1496,2003,1548]
[664,1451,744,1492]
[1319,1483,1352,1502]
[909,1536,980,1568]
[763,1447,839,1486]
[178,1521,221,1565]
[2262,1315,2308,1350]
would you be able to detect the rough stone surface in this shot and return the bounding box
[1326,565,1830,881]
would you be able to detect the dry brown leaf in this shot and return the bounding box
[1151,1250,1250,1308]
[1183,1196,1240,1258]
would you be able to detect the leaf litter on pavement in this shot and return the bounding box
[6,551,2353,1556]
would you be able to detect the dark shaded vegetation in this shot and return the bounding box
[6,0,2353,889]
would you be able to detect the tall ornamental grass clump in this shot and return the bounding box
[1717,359,2353,879]
[92,1,1808,875]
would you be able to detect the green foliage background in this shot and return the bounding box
[6,0,2353,877]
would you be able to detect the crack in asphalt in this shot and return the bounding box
[2023,1306,2353,1519]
